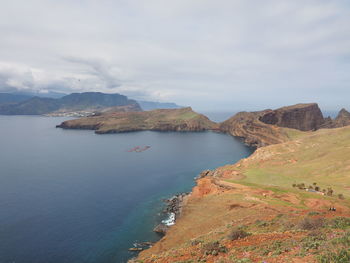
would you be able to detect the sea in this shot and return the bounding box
[0,114,253,263]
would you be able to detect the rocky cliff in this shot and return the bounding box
[57,102,350,147]
[220,103,327,147]
[258,103,325,131]
[220,111,289,148]
[322,108,350,128]
[57,107,217,133]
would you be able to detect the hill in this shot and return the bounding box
[0,93,32,105]
[136,125,350,263]
[137,100,182,111]
[57,107,217,133]
[0,92,141,115]
[220,103,350,147]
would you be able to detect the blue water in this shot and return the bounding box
[0,116,253,263]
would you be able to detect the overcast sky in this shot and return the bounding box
[1,0,350,111]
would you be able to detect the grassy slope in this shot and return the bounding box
[231,126,350,198]
[136,126,350,263]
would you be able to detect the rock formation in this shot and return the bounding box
[220,103,331,147]
[57,102,350,148]
[220,111,289,148]
[322,108,350,128]
[258,103,325,131]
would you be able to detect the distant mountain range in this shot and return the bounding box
[137,100,181,110]
[0,92,182,115]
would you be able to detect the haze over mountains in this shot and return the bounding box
[0,92,182,115]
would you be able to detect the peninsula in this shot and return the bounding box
[57,107,217,133]
[56,103,350,262]
[57,103,350,147]
[136,124,350,263]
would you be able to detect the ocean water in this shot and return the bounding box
[0,116,253,263]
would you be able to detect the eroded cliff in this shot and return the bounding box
[220,103,328,147]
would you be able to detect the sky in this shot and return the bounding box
[0,0,350,111]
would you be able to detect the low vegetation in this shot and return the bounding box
[136,126,350,263]
[227,229,251,241]
[201,241,227,256]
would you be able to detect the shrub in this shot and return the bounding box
[298,217,325,230]
[338,194,345,200]
[308,211,321,216]
[202,241,227,256]
[228,229,251,241]
[308,230,326,239]
[190,239,203,246]
[297,183,306,189]
[327,187,334,196]
[255,220,269,227]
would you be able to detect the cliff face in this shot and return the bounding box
[219,111,289,148]
[57,107,217,133]
[220,103,325,148]
[335,108,350,126]
[259,103,325,131]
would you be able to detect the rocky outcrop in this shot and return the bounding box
[163,193,189,216]
[57,107,217,134]
[334,108,350,127]
[259,103,325,131]
[153,224,169,235]
[197,169,215,179]
[220,103,327,148]
[220,111,289,148]
[153,193,189,235]
[322,108,350,128]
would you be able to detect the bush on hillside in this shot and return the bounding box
[228,229,251,241]
[298,217,325,230]
[202,241,227,256]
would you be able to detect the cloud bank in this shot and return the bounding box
[1,0,350,110]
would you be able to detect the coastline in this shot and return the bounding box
[129,169,227,261]
[134,125,350,263]
[54,103,350,262]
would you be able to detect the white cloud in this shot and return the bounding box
[0,0,350,110]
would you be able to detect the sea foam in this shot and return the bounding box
[161,212,176,226]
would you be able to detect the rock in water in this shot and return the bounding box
[153,223,169,235]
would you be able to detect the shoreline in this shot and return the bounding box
[128,169,218,261]
[153,192,191,235]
